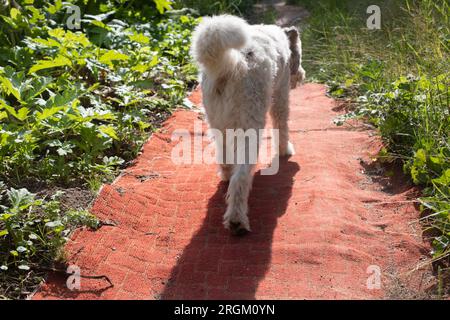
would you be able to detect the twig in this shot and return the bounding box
[367,200,420,205]
[99,219,118,227]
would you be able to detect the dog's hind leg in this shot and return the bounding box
[223,123,264,235]
[270,72,295,157]
[223,163,255,235]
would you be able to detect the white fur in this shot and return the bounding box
[191,15,304,234]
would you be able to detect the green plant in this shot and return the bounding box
[295,0,449,275]
[175,0,256,15]
[0,184,101,299]
[0,0,200,298]
[0,8,199,184]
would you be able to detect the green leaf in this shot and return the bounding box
[149,55,159,67]
[0,100,29,121]
[27,5,45,23]
[90,20,111,30]
[99,50,129,67]
[46,0,62,14]
[0,15,17,28]
[131,55,159,73]
[129,33,150,44]
[56,142,74,156]
[29,56,72,74]
[21,76,53,102]
[153,0,172,14]
[99,125,119,140]
[0,99,14,114]
[47,88,81,108]
[64,31,91,47]
[0,230,8,237]
[48,28,65,40]
[180,15,190,24]
[7,188,35,211]
[36,106,64,121]
[0,75,21,100]
[414,148,426,165]
[25,37,60,50]
[344,78,354,87]
[15,107,30,121]
[432,169,450,186]
[0,213,14,221]
[10,8,20,20]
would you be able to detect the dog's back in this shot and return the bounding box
[191,15,301,130]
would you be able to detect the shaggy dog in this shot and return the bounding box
[191,15,305,235]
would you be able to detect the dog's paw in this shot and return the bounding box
[223,213,250,236]
[229,222,250,236]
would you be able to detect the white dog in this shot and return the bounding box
[191,15,305,235]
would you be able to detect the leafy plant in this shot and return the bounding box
[296,0,449,276]
[0,0,200,298]
[0,184,100,299]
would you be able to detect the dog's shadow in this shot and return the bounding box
[160,159,300,299]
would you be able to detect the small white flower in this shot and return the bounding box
[17,246,27,253]
[357,95,368,103]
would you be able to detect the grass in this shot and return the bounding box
[175,0,256,15]
[291,0,449,285]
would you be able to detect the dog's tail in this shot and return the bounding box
[191,15,249,71]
